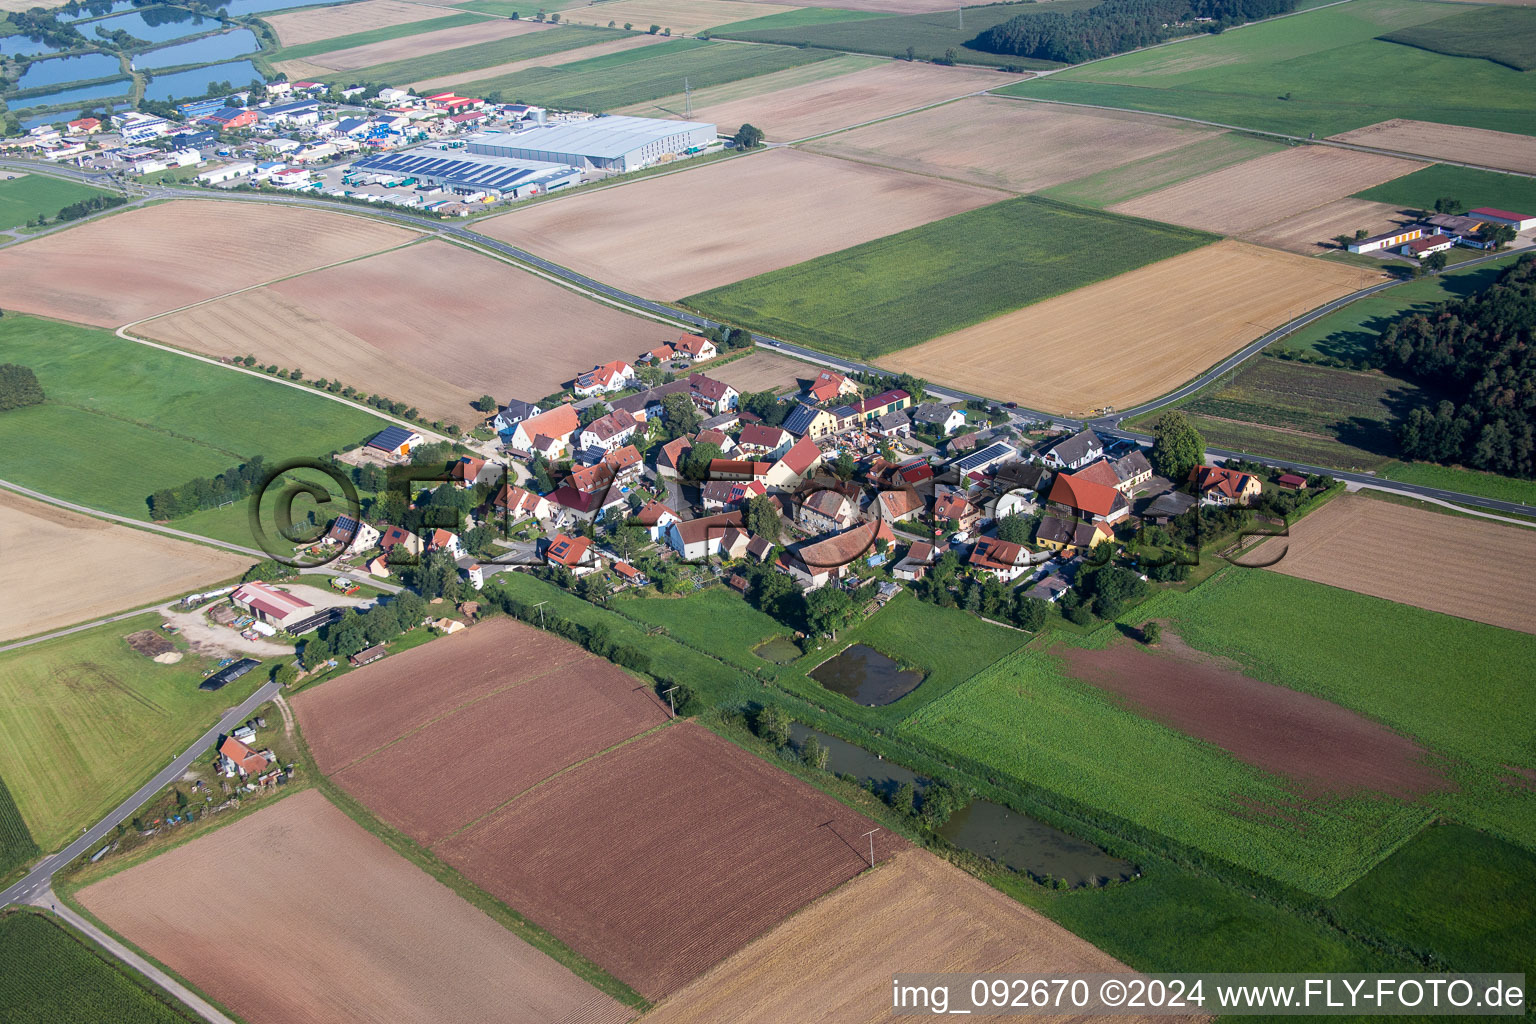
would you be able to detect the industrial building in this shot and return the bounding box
[463,115,717,173]
[348,148,582,199]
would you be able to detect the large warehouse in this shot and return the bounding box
[348,148,582,198]
[464,115,717,173]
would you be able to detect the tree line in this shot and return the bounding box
[973,0,1293,63]
[1375,254,1536,478]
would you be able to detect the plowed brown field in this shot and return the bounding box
[1110,146,1425,235]
[141,239,668,419]
[286,17,550,73]
[0,201,416,327]
[1253,494,1536,634]
[709,349,815,394]
[0,490,249,641]
[1241,197,1407,255]
[332,652,670,844]
[265,0,447,46]
[480,148,1001,300]
[647,849,1191,1024]
[804,96,1219,192]
[437,721,902,999]
[293,616,593,774]
[1061,632,1448,798]
[879,241,1379,416]
[78,790,634,1024]
[1329,119,1536,175]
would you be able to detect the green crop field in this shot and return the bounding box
[454,38,832,112]
[0,773,38,881]
[0,614,264,851]
[1378,5,1536,72]
[0,175,113,231]
[1326,824,1536,974]
[1377,460,1536,507]
[1353,164,1536,219]
[0,316,385,520]
[1000,0,1536,138]
[329,24,622,86]
[268,11,489,63]
[709,7,888,35]
[713,1,1091,68]
[685,197,1214,359]
[1041,133,1282,208]
[0,912,196,1023]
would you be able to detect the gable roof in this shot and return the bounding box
[1192,465,1259,499]
[933,492,973,521]
[776,435,823,476]
[519,404,579,443]
[688,373,733,402]
[1113,450,1152,483]
[1047,429,1102,465]
[781,403,827,436]
[568,462,615,495]
[494,484,544,514]
[583,408,637,442]
[708,458,771,478]
[853,388,909,415]
[738,423,789,449]
[970,536,1027,571]
[546,533,592,568]
[994,461,1051,492]
[659,435,692,469]
[876,487,924,520]
[603,444,641,473]
[1074,460,1121,490]
[1047,471,1125,518]
[794,520,891,570]
[450,455,484,483]
[910,403,958,425]
[635,499,677,526]
[672,510,744,546]
[367,425,418,452]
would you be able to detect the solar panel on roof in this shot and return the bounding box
[369,425,415,450]
[953,443,1015,472]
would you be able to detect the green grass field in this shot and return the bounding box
[454,38,832,112]
[1377,460,1536,507]
[685,197,1215,359]
[1378,5,1536,72]
[0,174,112,231]
[328,23,622,86]
[0,912,196,1023]
[1326,824,1536,974]
[714,1,1089,68]
[1353,164,1536,219]
[1040,133,1282,208]
[0,614,265,851]
[618,587,791,671]
[1001,0,1536,137]
[268,11,488,63]
[0,773,38,881]
[0,316,385,520]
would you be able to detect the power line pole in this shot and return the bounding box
[684,77,692,118]
[532,600,547,629]
[662,686,678,718]
[861,827,881,869]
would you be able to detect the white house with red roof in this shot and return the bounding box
[634,500,679,540]
[672,334,718,362]
[450,455,489,489]
[545,533,598,575]
[764,435,825,489]
[231,582,314,630]
[736,423,792,459]
[494,484,551,523]
[218,735,274,778]
[578,408,639,453]
[574,359,635,397]
[509,404,579,454]
[427,528,463,559]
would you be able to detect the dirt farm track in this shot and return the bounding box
[1253,494,1536,635]
[78,790,634,1024]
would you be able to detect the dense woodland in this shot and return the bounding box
[973,0,1294,63]
[1376,255,1536,479]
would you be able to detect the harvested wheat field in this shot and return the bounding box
[561,0,798,32]
[648,849,1191,1024]
[264,0,447,46]
[639,60,1010,142]
[0,490,248,641]
[880,241,1379,416]
[79,791,634,1024]
[410,33,666,91]
[142,240,666,419]
[1242,197,1407,255]
[804,95,1220,192]
[735,0,973,13]
[0,201,415,327]
[1252,494,1536,635]
[1110,146,1424,235]
[289,16,551,73]
[1329,119,1536,175]
[294,616,594,774]
[1061,630,1448,799]
[437,721,903,999]
[709,349,816,394]
[483,148,1000,299]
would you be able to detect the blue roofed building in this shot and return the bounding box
[366,425,424,458]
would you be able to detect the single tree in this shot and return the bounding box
[904,45,915,61]
[996,512,1031,544]
[745,494,782,542]
[891,780,916,813]
[661,391,701,435]
[805,586,856,639]
[801,735,829,771]
[0,363,45,411]
[1149,411,1204,482]
[1142,620,1162,646]
[755,705,793,747]
[732,123,764,149]
[272,662,299,687]
[1424,251,1448,274]
[1432,196,1462,214]
[474,394,497,413]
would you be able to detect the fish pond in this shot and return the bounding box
[0,35,66,58]
[14,51,122,89]
[10,78,131,110]
[810,644,924,706]
[90,8,214,44]
[941,800,1137,888]
[137,28,258,69]
[142,58,259,101]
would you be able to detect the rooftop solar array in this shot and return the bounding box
[953,442,1018,473]
[352,150,575,192]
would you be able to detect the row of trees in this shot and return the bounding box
[1374,255,1536,478]
[147,456,268,520]
[974,0,1292,63]
[300,592,431,665]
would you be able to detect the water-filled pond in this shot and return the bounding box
[90,8,212,44]
[753,637,802,665]
[790,724,928,801]
[142,58,260,102]
[15,51,122,89]
[0,35,66,58]
[11,78,131,110]
[217,0,329,16]
[809,644,923,706]
[137,28,259,69]
[59,1,138,22]
[940,800,1137,887]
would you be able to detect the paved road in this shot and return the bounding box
[0,681,281,910]
[0,478,265,556]
[26,887,239,1024]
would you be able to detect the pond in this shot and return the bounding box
[20,108,90,129]
[809,644,924,707]
[940,800,1137,888]
[58,0,137,22]
[217,0,329,16]
[753,637,801,665]
[137,28,258,69]
[10,78,131,110]
[0,35,66,58]
[790,724,928,801]
[15,51,122,89]
[91,8,213,44]
[142,58,259,101]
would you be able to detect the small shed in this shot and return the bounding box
[350,644,387,667]
[1277,473,1307,490]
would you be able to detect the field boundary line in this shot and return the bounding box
[784,81,1029,147]
[1351,484,1536,528]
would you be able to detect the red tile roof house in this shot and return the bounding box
[688,373,739,415]
[736,423,793,459]
[1277,473,1308,490]
[545,533,599,575]
[932,491,980,532]
[666,510,745,560]
[1191,465,1263,506]
[578,408,639,453]
[893,540,937,581]
[450,455,487,489]
[694,427,736,453]
[493,484,551,523]
[634,500,679,541]
[805,369,855,404]
[708,458,772,481]
[786,519,894,589]
[764,435,825,489]
[549,462,622,518]
[1072,459,1122,492]
[612,561,648,586]
[574,359,635,397]
[428,528,462,559]
[378,524,423,557]
[218,736,274,778]
[603,443,643,485]
[1047,471,1130,524]
[641,343,676,363]
[673,333,718,362]
[968,536,1033,582]
[509,404,580,455]
[796,486,859,533]
[703,478,766,511]
[875,486,925,524]
[231,582,314,630]
[656,435,692,480]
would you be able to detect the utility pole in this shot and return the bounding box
[662,685,678,717]
[684,77,692,118]
[532,600,547,629]
[861,827,881,869]
[957,6,962,30]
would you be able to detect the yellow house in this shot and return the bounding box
[1034,515,1112,554]
[783,403,838,439]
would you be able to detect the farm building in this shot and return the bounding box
[851,389,910,424]
[1468,207,1536,231]
[231,582,315,630]
[1348,225,1422,255]
[1047,471,1130,524]
[199,657,258,691]
[666,511,745,560]
[366,425,423,459]
[1403,234,1454,258]
[347,149,582,199]
[463,117,717,174]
